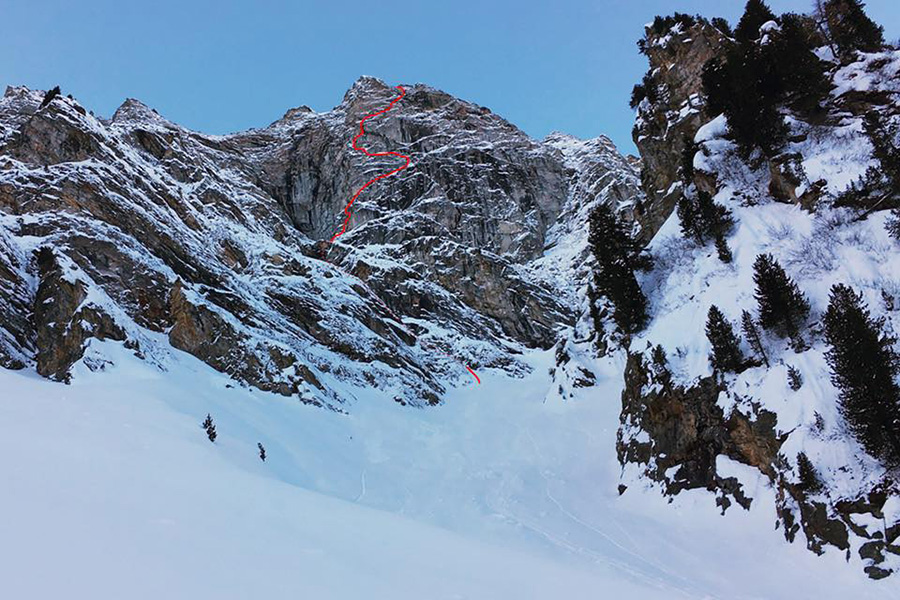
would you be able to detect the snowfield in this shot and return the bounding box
[1,340,894,599]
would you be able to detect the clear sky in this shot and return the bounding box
[1,0,897,155]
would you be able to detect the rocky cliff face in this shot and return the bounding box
[631,18,727,242]
[0,79,640,407]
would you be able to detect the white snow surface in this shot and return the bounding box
[1,339,894,599]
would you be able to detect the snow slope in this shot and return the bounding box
[1,340,893,599]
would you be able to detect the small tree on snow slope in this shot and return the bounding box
[706,305,746,373]
[202,414,217,443]
[752,254,810,343]
[741,309,769,368]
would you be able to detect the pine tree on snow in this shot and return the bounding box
[714,234,733,263]
[772,13,832,114]
[796,452,823,493]
[202,414,217,443]
[741,310,769,367]
[787,365,803,391]
[822,0,885,59]
[705,305,746,373]
[824,284,900,467]
[863,111,900,197]
[735,0,777,44]
[677,189,734,263]
[752,254,810,341]
[650,344,673,389]
[588,204,648,334]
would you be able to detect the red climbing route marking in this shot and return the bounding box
[328,84,480,385]
[330,85,411,243]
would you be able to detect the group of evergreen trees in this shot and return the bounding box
[702,0,832,157]
[705,254,810,374]
[587,204,648,334]
[701,0,884,158]
[702,255,900,468]
[816,0,885,60]
[621,1,899,473]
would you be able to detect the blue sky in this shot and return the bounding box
[2,0,897,154]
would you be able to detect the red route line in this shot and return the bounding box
[328,84,480,385]
[330,85,411,243]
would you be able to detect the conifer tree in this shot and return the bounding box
[39,86,61,109]
[886,209,900,241]
[697,190,734,238]
[202,414,217,443]
[787,365,803,390]
[714,233,733,263]
[258,442,267,462]
[629,72,658,109]
[704,4,821,156]
[678,189,734,262]
[712,43,788,157]
[680,135,699,182]
[705,305,746,373]
[796,452,823,492]
[588,204,648,334]
[701,58,728,118]
[824,284,900,466]
[741,310,769,367]
[677,195,699,240]
[863,111,900,198]
[771,14,832,114]
[822,0,884,59]
[678,190,734,243]
[752,254,810,339]
[734,0,777,44]
[651,344,672,389]
[711,17,733,37]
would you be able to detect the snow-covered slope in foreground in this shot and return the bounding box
[1,342,892,599]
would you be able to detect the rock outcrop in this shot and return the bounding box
[631,18,727,241]
[617,350,781,512]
